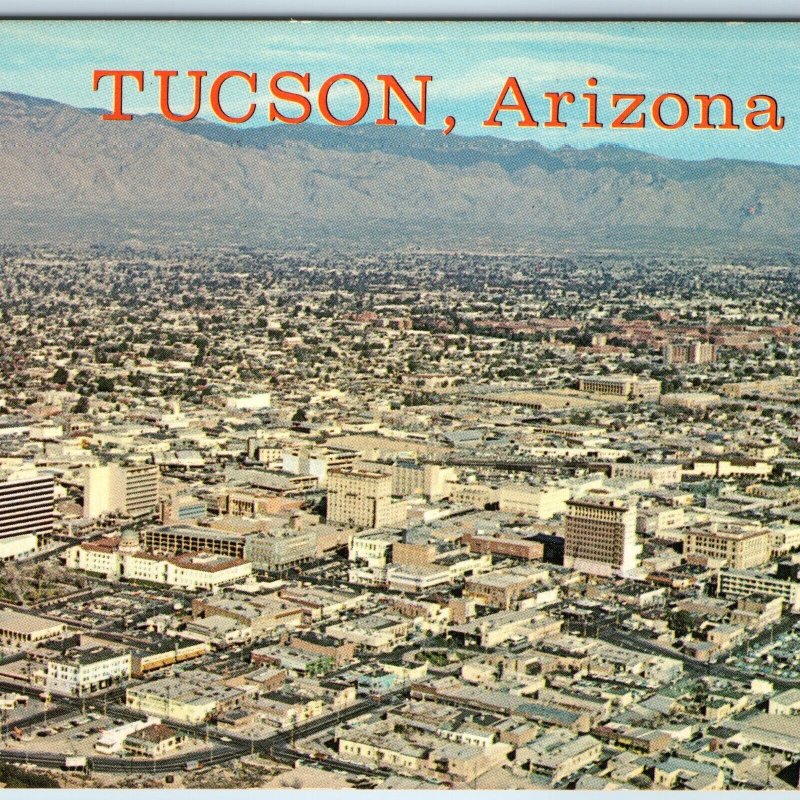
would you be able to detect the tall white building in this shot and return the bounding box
[83,463,159,519]
[0,469,54,560]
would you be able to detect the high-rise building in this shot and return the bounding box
[0,469,54,560]
[662,340,717,366]
[563,493,639,577]
[83,463,159,519]
[327,468,406,529]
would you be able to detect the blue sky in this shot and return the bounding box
[1,20,799,164]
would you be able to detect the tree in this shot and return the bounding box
[669,610,698,638]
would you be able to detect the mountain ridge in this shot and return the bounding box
[0,90,798,252]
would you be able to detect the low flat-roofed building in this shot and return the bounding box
[652,756,724,790]
[130,637,211,677]
[192,593,304,635]
[518,731,603,783]
[126,670,245,724]
[0,609,66,646]
[326,613,412,652]
[609,462,682,486]
[578,375,661,401]
[385,554,492,594]
[289,633,357,666]
[278,584,368,621]
[464,567,550,610]
[717,570,800,612]
[731,713,800,755]
[768,688,800,715]
[251,643,336,674]
[124,723,187,758]
[463,529,545,562]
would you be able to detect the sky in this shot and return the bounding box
[1,20,800,164]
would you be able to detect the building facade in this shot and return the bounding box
[327,468,406,529]
[563,495,639,577]
[0,469,54,560]
[83,463,159,519]
[685,525,771,570]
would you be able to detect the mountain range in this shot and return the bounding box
[0,90,798,253]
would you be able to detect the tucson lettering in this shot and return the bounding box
[92,70,785,132]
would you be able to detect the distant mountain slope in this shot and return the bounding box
[0,91,798,251]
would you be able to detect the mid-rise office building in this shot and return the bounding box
[563,493,639,577]
[281,446,359,488]
[662,340,717,366]
[0,469,54,560]
[685,523,771,570]
[83,463,159,519]
[244,529,316,571]
[327,468,406,529]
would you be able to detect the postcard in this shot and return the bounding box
[0,18,799,792]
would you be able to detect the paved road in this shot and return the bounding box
[0,681,404,777]
[592,623,800,690]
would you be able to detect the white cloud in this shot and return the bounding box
[436,56,631,100]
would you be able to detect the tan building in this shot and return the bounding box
[192,594,304,636]
[126,670,244,724]
[124,724,186,758]
[563,493,639,577]
[327,468,406,529]
[448,482,498,509]
[662,340,716,366]
[717,570,800,612]
[684,524,771,570]
[464,569,543,610]
[463,530,544,561]
[609,462,682,487]
[578,375,661,401]
[390,461,455,502]
[497,484,571,519]
[0,609,66,646]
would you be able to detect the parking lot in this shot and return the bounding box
[2,710,206,761]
